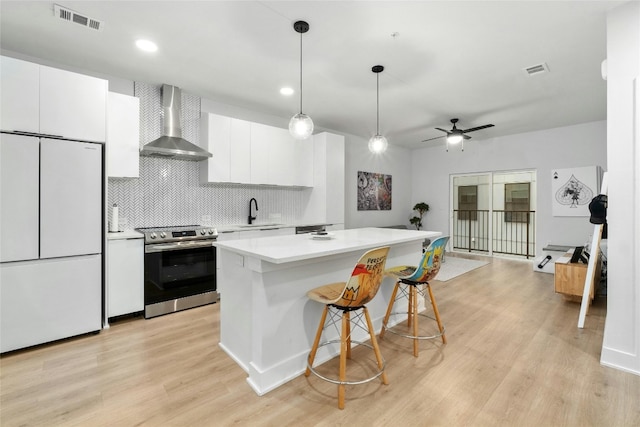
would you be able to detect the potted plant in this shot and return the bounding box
[409,202,430,230]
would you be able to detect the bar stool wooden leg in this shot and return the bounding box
[345,311,352,359]
[338,311,348,409]
[380,281,400,339]
[363,307,388,385]
[426,283,447,344]
[407,284,413,328]
[414,286,420,355]
[306,305,328,377]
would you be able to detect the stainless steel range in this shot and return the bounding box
[136,225,218,318]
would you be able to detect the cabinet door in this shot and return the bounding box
[200,113,231,183]
[0,56,39,133]
[108,238,144,317]
[268,127,296,186]
[294,137,314,187]
[107,92,140,178]
[229,119,251,183]
[250,123,271,185]
[0,134,39,262]
[40,65,107,142]
[40,138,102,258]
[0,255,102,353]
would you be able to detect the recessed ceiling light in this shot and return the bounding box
[280,87,294,96]
[136,39,158,52]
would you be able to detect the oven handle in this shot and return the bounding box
[145,240,215,253]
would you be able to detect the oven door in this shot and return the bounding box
[144,240,216,308]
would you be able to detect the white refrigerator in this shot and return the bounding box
[0,133,103,352]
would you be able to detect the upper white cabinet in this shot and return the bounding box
[199,113,251,184]
[302,132,345,225]
[0,56,40,133]
[107,92,140,178]
[40,65,107,142]
[200,113,313,187]
[0,56,107,142]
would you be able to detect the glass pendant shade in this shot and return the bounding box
[368,134,388,154]
[289,113,314,140]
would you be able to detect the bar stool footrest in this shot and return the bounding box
[307,339,386,385]
[382,311,445,340]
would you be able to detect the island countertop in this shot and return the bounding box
[214,227,441,264]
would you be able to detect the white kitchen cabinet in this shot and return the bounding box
[108,92,140,178]
[249,122,271,185]
[295,137,314,187]
[0,255,102,353]
[200,113,313,187]
[199,113,251,184]
[40,64,107,142]
[302,132,345,224]
[0,56,107,142]
[0,56,40,133]
[107,236,144,318]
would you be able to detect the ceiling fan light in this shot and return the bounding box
[289,113,314,140]
[368,134,388,154]
[447,133,463,144]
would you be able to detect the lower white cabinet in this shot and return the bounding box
[107,237,144,318]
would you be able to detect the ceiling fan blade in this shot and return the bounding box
[461,124,495,133]
[434,127,450,134]
[421,135,445,142]
[463,134,471,140]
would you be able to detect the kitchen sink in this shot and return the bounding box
[237,223,285,228]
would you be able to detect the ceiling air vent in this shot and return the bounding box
[523,63,550,76]
[53,4,103,32]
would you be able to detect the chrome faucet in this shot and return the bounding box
[248,198,258,224]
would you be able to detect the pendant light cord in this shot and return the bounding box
[299,31,303,114]
[376,73,380,135]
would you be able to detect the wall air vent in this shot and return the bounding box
[523,63,550,76]
[53,4,103,32]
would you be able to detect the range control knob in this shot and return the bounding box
[200,230,206,235]
[208,229,214,235]
[150,232,157,239]
[160,232,166,238]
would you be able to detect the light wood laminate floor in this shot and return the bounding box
[1,255,639,426]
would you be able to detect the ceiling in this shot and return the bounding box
[0,1,620,149]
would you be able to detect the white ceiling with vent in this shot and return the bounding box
[0,1,620,149]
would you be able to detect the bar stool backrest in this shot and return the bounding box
[335,246,390,308]
[404,236,450,283]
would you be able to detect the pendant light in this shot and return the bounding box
[289,20,314,140]
[368,65,388,154]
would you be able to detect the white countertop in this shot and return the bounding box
[107,230,144,240]
[214,227,441,264]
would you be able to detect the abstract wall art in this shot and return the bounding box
[357,171,392,211]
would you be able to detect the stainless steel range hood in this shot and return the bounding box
[140,84,212,161]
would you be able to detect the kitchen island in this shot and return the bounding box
[214,227,441,395]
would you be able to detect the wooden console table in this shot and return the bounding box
[554,248,601,301]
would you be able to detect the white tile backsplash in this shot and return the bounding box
[107,82,306,229]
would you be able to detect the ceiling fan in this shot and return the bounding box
[422,118,495,151]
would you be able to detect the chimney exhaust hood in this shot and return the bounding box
[140,84,212,161]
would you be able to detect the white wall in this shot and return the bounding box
[344,135,414,229]
[410,120,607,254]
[601,0,640,376]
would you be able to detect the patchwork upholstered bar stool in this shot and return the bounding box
[305,246,390,409]
[380,236,449,357]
